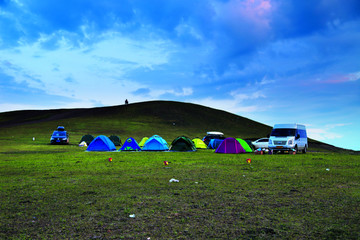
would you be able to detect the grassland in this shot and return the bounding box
[1,101,359,239]
[1,139,360,239]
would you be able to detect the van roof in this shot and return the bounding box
[206,131,224,135]
[273,124,306,130]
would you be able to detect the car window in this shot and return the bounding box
[53,131,66,136]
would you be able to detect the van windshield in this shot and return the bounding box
[271,128,296,137]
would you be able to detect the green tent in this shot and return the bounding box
[109,135,121,146]
[236,138,253,152]
[170,136,197,152]
[192,138,208,149]
[79,134,95,145]
[139,137,149,147]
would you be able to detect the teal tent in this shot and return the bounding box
[142,135,169,151]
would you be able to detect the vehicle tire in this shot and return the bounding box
[302,145,307,154]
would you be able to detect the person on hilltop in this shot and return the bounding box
[125,99,129,105]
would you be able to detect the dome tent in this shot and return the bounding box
[170,136,197,152]
[119,137,141,151]
[215,137,245,154]
[192,138,208,149]
[236,138,253,152]
[138,137,149,147]
[208,139,224,149]
[142,135,169,151]
[79,135,95,145]
[87,135,116,152]
[109,135,122,146]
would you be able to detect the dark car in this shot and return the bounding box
[50,127,69,144]
[202,131,226,146]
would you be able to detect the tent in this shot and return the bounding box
[192,138,208,149]
[119,137,141,151]
[87,135,116,151]
[79,135,95,145]
[245,140,255,151]
[142,135,169,151]
[215,137,246,154]
[208,139,224,149]
[236,138,253,152]
[170,136,197,152]
[109,135,122,146]
[138,137,149,147]
[79,141,87,147]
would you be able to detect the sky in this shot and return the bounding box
[0,0,359,150]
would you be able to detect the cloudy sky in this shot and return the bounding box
[0,0,359,150]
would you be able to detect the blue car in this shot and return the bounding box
[50,126,69,144]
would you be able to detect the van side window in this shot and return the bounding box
[302,129,307,138]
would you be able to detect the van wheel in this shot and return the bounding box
[294,145,298,153]
[302,145,307,154]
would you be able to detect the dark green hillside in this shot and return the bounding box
[0,101,271,142]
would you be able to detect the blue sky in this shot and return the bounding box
[0,0,359,150]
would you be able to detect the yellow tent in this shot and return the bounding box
[192,138,207,149]
[139,137,149,147]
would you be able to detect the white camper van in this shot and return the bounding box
[268,124,308,153]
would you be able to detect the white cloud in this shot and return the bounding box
[325,123,351,129]
[347,71,360,82]
[306,123,350,141]
[191,97,260,114]
[0,30,175,106]
[307,128,342,141]
[258,75,275,85]
[145,87,193,99]
[173,87,193,96]
[0,103,42,113]
[230,90,266,101]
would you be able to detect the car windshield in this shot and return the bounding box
[53,131,66,137]
[271,128,296,137]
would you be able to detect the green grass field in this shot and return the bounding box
[1,101,359,239]
[1,139,359,239]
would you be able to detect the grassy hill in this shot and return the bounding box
[0,100,270,139]
[0,100,354,152]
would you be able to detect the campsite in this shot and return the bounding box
[1,101,359,239]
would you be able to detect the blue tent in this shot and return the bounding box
[87,135,116,151]
[142,135,169,151]
[208,139,224,149]
[119,137,141,151]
